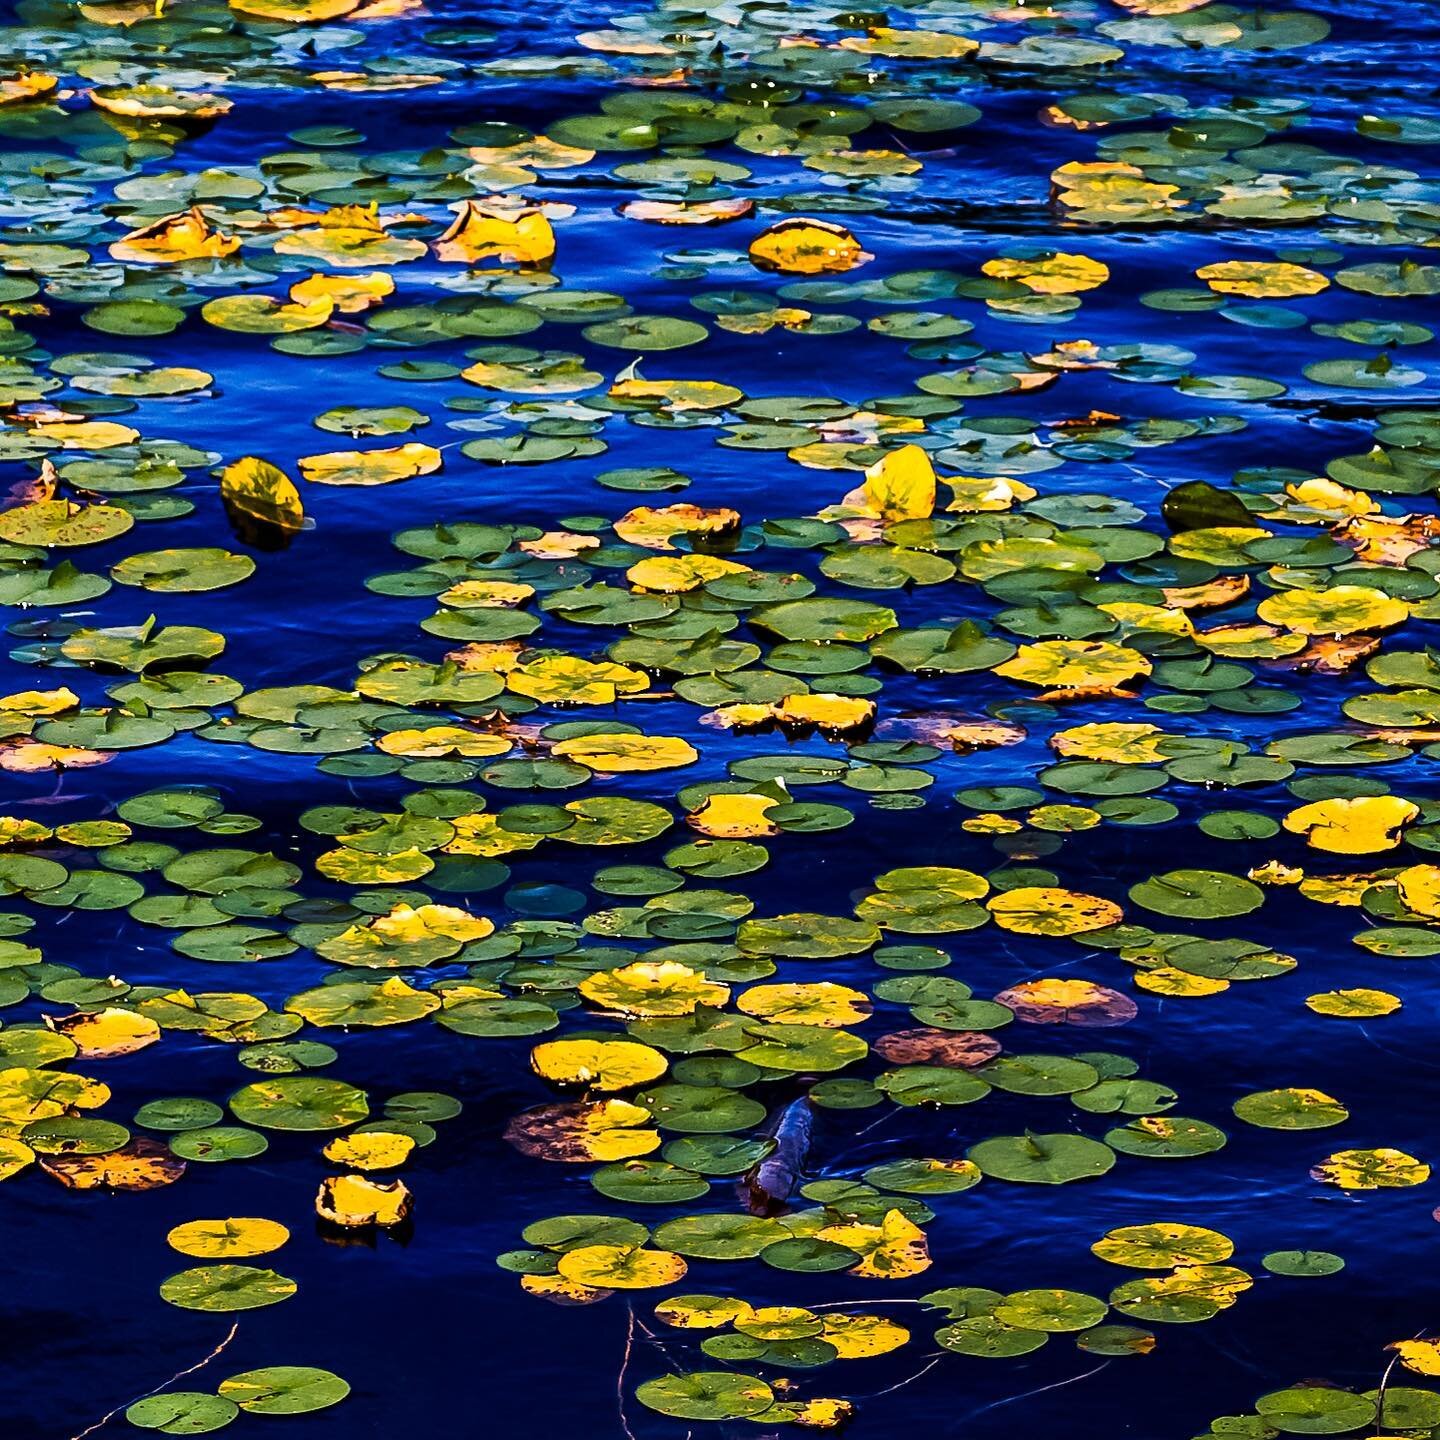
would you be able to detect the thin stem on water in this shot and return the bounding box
[67,1323,240,1440]
[850,1353,945,1399]
[1376,1329,1429,1438]
[618,1304,639,1440]
[955,1359,1112,1424]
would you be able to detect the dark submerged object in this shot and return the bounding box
[742,1095,814,1216]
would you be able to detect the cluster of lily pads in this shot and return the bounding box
[1195,1355,1440,1440]
[0,0,1436,1433]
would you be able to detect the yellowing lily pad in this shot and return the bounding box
[531,1038,668,1091]
[1282,795,1419,853]
[749,219,869,275]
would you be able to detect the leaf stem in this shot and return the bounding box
[66,1322,240,1440]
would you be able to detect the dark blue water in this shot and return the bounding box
[3,1,1440,1437]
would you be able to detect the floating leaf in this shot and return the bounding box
[217,1368,350,1416]
[160,1265,297,1312]
[315,1174,413,1227]
[749,220,869,276]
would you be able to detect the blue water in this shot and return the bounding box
[3,0,1440,1436]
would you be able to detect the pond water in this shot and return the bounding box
[3,1,1440,1438]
